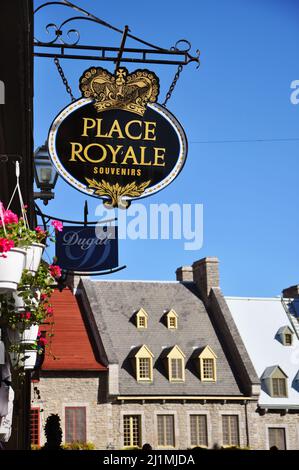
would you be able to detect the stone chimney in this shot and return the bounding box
[192,257,219,300]
[176,265,193,282]
[282,285,299,299]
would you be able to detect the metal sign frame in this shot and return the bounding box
[34,202,126,277]
[34,1,200,67]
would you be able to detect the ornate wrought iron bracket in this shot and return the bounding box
[34,1,200,67]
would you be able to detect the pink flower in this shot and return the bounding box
[0,238,14,256]
[38,337,48,347]
[51,220,63,232]
[35,226,47,241]
[49,264,62,279]
[46,306,54,316]
[0,209,18,226]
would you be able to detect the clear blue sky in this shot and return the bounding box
[34,0,299,296]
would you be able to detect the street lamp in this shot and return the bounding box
[33,143,58,205]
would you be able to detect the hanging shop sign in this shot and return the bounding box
[48,67,187,208]
[55,225,118,272]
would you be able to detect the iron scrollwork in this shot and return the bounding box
[34,0,200,66]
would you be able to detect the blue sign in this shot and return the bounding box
[55,225,118,272]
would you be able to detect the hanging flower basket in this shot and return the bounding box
[24,242,45,275]
[23,349,38,370]
[12,288,41,312]
[8,349,37,370]
[0,247,26,293]
[8,342,39,371]
[7,323,39,345]
[21,324,39,344]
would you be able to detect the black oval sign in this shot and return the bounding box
[48,98,187,207]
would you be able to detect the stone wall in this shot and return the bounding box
[31,372,109,449]
[247,406,299,450]
[31,375,299,450]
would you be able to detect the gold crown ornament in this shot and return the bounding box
[79,67,160,116]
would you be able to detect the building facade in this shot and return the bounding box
[227,294,299,449]
[31,258,299,449]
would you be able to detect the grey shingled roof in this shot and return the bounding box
[261,365,288,379]
[81,279,243,396]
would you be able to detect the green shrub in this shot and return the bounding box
[62,441,95,450]
[221,445,251,450]
[31,444,41,451]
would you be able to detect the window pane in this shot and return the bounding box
[157,415,175,446]
[272,378,287,397]
[190,415,208,447]
[139,357,151,379]
[285,334,292,345]
[202,358,214,380]
[169,317,176,328]
[138,316,146,327]
[279,378,286,396]
[65,407,86,443]
[123,415,141,447]
[171,358,183,380]
[30,408,40,446]
[222,415,239,446]
[268,428,286,450]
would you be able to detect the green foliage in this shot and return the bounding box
[0,218,39,248]
[31,444,41,451]
[0,262,55,329]
[62,441,95,450]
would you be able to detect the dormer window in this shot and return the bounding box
[133,345,154,382]
[166,310,178,329]
[261,366,288,398]
[164,345,185,382]
[197,346,217,382]
[285,334,292,346]
[136,308,148,329]
[276,326,294,346]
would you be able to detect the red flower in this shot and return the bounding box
[0,238,14,256]
[49,264,62,279]
[40,293,48,301]
[51,220,63,232]
[20,312,31,320]
[46,306,54,316]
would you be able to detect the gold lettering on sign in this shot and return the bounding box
[144,121,156,141]
[69,142,85,161]
[153,148,166,166]
[69,116,166,168]
[81,118,96,136]
[124,120,143,140]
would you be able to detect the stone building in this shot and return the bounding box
[227,292,299,449]
[31,257,299,449]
